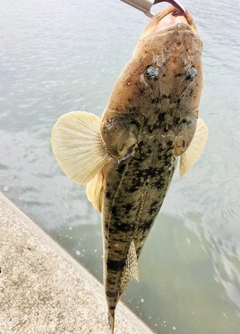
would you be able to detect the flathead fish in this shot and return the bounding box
[51,5,208,333]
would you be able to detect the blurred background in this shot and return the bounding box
[0,0,240,333]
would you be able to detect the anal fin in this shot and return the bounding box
[126,240,139,282]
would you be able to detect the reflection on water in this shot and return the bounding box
[1,0,240,333]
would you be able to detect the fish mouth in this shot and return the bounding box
[140,5,197,39]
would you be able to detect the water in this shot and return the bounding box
[1,0,240,333]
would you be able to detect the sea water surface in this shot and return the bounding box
[1,0,240,333]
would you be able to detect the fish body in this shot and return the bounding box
[51,5,208,333]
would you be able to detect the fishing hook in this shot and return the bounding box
[121,0,186,18]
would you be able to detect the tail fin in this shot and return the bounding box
[108,309,115,334]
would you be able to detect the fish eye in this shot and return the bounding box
[186,67,197,80]
[145,65,158,80]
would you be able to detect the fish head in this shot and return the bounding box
[101,5,203,160]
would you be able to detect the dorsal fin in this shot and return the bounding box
[51,111,109,184]
[179,118,208,177]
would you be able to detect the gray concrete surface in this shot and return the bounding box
[0,192,153,334]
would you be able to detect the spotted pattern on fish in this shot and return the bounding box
[50,6,208,333]
[102,121,178,313]
[100,14,203,327]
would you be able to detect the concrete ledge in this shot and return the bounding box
[0,192,153,334]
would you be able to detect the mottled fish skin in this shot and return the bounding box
[50,5,206,333]
[100,6,203,329]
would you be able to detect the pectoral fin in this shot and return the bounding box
[179,118,208,177]
[51,111,109,184]
[126,240,139,282]
[86,170,104,213]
